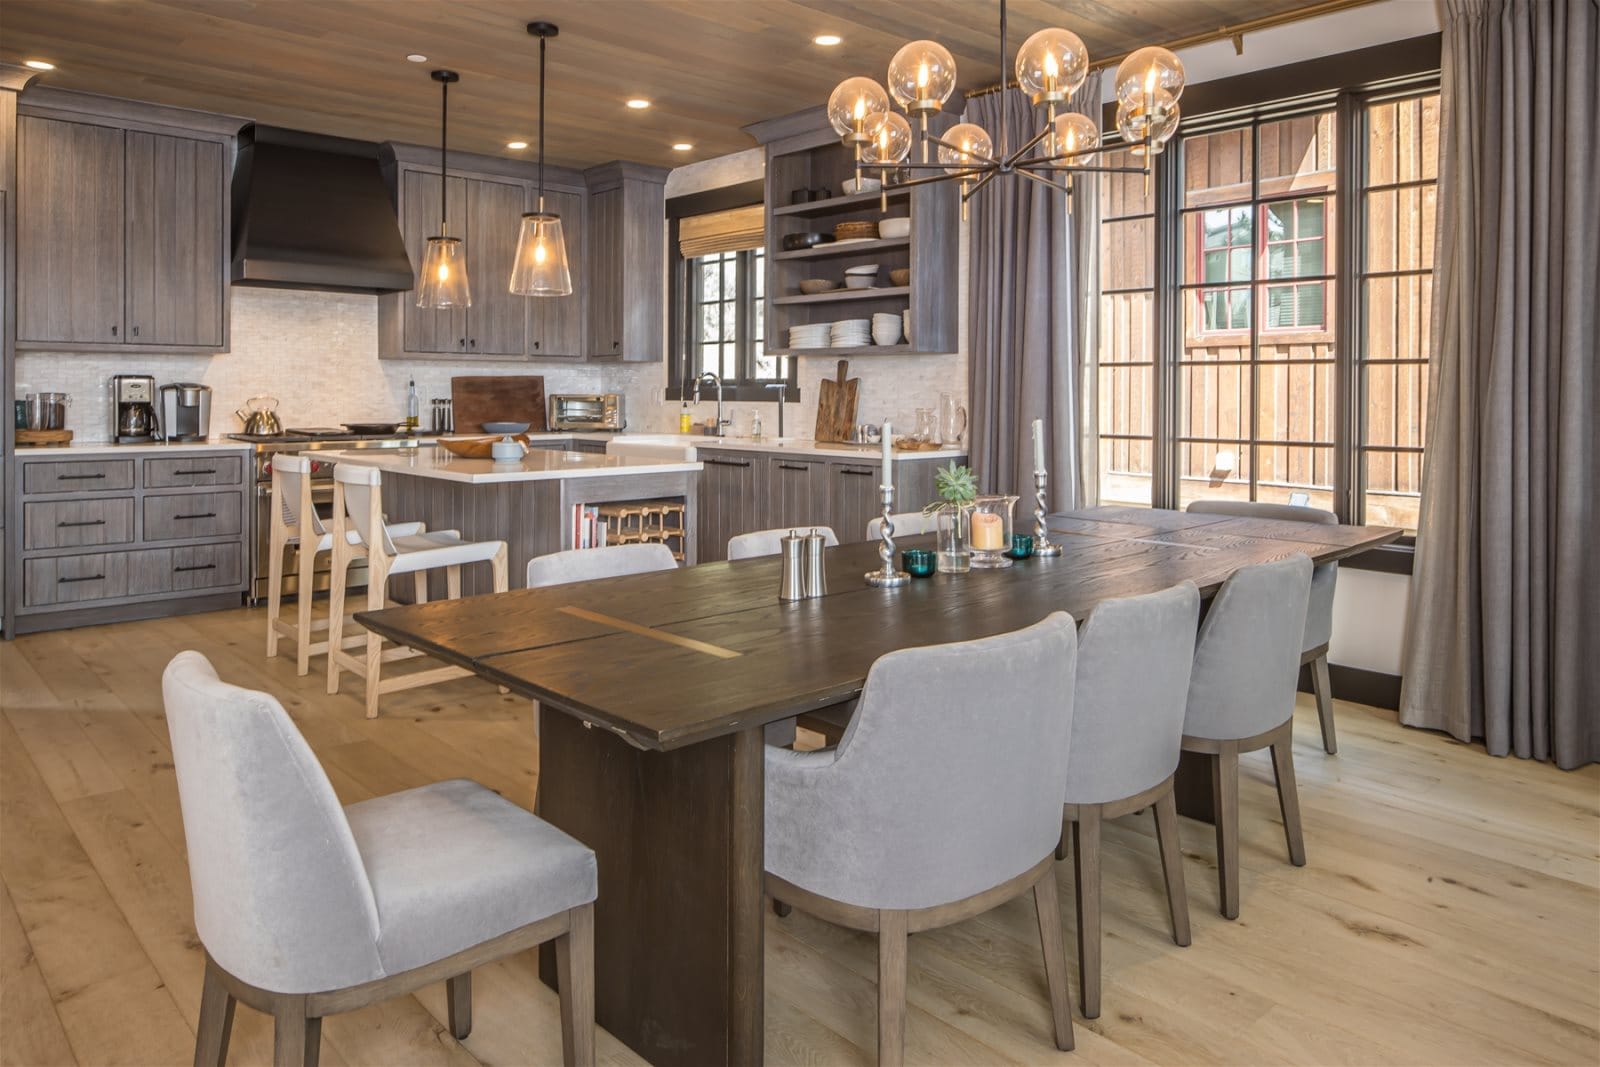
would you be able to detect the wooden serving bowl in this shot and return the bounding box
[438,434,527,458]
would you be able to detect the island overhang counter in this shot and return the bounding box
[313,446,703,591]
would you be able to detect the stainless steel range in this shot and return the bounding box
[232,431,430,601]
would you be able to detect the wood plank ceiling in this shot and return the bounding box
[2,0,1329,168]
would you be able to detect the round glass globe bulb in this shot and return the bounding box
[864,111,914,165]
[887,40,957,112]
[1051,112,1100,163]
[828,76,891,142]
[1115,46,1186,106]
[1015,28,1088,102]
[938,122,994,175]
[1115,89,1180,156]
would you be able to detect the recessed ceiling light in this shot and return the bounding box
[813,34,842,47]
[406,53,428,63]
[24,59,55,70]
[506,141,529,150]
[626,98,651,110]
[672,143,693,152]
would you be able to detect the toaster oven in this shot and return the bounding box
[548,393,626,431]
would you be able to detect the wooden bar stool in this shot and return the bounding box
[265,454,425,675]
[327,463,509,718]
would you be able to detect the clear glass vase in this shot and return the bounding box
[969,495,1018,568]
[935,505,971,573]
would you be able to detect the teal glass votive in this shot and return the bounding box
[1007,534,1034,559]
[902,548,936,577]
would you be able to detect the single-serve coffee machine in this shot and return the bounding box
[112,374,160,444]
[159,382,212,442]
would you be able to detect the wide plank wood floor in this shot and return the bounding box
[2,606,1597,1066]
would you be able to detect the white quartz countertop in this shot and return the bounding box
[560,431,965,462]
[315,447,702,485]
[14,439,252,456]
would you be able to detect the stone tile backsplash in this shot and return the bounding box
[15,288,604,442]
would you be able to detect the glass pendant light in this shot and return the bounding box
[886,40,957,114]
[1051,112,1100,163]
[864,112,913,165]
[938,123,994,173]
[416,70,472,308]
[1015,28,1088,105]
[510,21,572,297]
[827,76,891,144]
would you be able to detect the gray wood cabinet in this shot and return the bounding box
[828,460,884,546]
[16,98,233,353]
[696,449,764,563]
[465,176,528,356]
[583,162,668,361]
[766,456,828,532]
[398,170,468,355]
[528,187,586,358]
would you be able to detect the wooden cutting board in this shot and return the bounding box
[813,359,859,443]
[451,375,547,433]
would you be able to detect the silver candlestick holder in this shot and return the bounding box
[1033,469,1063,557]
[865,483,911,587]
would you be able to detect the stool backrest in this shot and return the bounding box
[527,543,677,588]
[272,453,326,536]
[1183,554,1313,741]
[866,511,937,541]
[162,652,383,993]
[1186,499,1337,653]
[332,462,397,557]
[727,525,838,561]
[1065,581,1200,804]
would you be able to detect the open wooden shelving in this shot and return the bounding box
[772,285,910,306]
[772,236,909,261]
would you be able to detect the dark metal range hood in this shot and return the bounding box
[231,125,415,293]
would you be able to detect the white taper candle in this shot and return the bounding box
[881,420,894,491]
[1032,418,1046,475]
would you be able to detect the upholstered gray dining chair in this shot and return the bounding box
[163,652,598,1067]
[527,542,678,587]
[1187,499,1341,753]
[1059,581,1200,1019]
[1181,554,1313,919]
[766,614,1080,1065]
[865,511,938,541]
[727,525,838,560]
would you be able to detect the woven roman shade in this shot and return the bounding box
[678,204,764,258]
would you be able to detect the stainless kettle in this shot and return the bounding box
[236,395,282,435]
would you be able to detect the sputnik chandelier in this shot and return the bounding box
[826,0,1186,213]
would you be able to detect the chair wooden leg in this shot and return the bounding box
[363,583,384,719]
[555,903,595,1067]
[1213,746,1241,919]
[447,565,462,600]
[272,997,320,1067]
[1311,653,1337,754]
[1054,813,1068,862]
[412,571,428,604]
[1152,788,1191,947]
[771,896,792,918]
[491,544,509,592]
[877,909,909,1067]
[194,958,236,1067]
[324,555,347,696]
[1032,863,1076,1051]
[446,972,472,1041]
[1070,806,1103,1019]
[266,540,284,658]
[1271,732,1307,867]
[295,542,316,677]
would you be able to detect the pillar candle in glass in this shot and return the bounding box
[968,495,1018,568]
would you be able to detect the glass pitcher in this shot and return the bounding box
[939,393,968,446]
[914,407,937,443]
[968,495,1018,568]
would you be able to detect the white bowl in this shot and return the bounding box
[844,262,880,274]
[842,177,882,194]
[844,276,877,290]
[878,217,911,239]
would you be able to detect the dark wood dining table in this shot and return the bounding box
[356,505,1401,1067]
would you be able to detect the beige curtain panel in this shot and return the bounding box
[678,204,765,258]
[1400,0,1599,769]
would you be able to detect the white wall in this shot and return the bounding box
[15,288,604,442]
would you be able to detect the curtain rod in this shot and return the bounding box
[963,0,1388,100]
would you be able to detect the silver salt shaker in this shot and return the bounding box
[802,528,828,598]
[778,530,806,601]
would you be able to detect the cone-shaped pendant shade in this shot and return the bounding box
[416,235,472,307]
[509,211,572,296]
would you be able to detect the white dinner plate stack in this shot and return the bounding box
[871,312,903,346]
[831,318,872,347]
[788,323,833,350]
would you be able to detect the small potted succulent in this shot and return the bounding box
[924,461,977,573]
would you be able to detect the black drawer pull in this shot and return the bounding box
[59,574,106,584]
[840,468,876,476]
[174,512,218,520]
[705,458,751,468]
[777,463,811,471]
[57,473,107,481]
[57,519,107,528]
[174,563,217,573]
[172,468,217,476]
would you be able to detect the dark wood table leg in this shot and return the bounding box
[1174,749,1217,824]
[538,712,765,1067]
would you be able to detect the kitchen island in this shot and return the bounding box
[315,446,702,591]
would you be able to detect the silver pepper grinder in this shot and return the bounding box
[802,528,828,598]
[779,530,806,601]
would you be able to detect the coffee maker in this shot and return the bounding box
[159,382,212,442]
[112,374,160,444]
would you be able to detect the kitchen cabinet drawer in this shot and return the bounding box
[696,450,764,563]
[766,457,829,532]
[829,461,884,545]
[144,454,243,488]
[22,459,136,494]
[23,553,130,607]
[24,497,136,550]
[129,542,242,595]
[143,490,242,541]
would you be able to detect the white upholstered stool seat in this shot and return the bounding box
[526,542,677,588]
[865,511,937,540]
[386,529,505,574]
[266,453,426,676]
[727,525,838,560]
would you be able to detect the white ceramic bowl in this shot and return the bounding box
[844,276,876,290]
[844,263,880,275]
[842,177,882,194]
[878,217,911,239]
